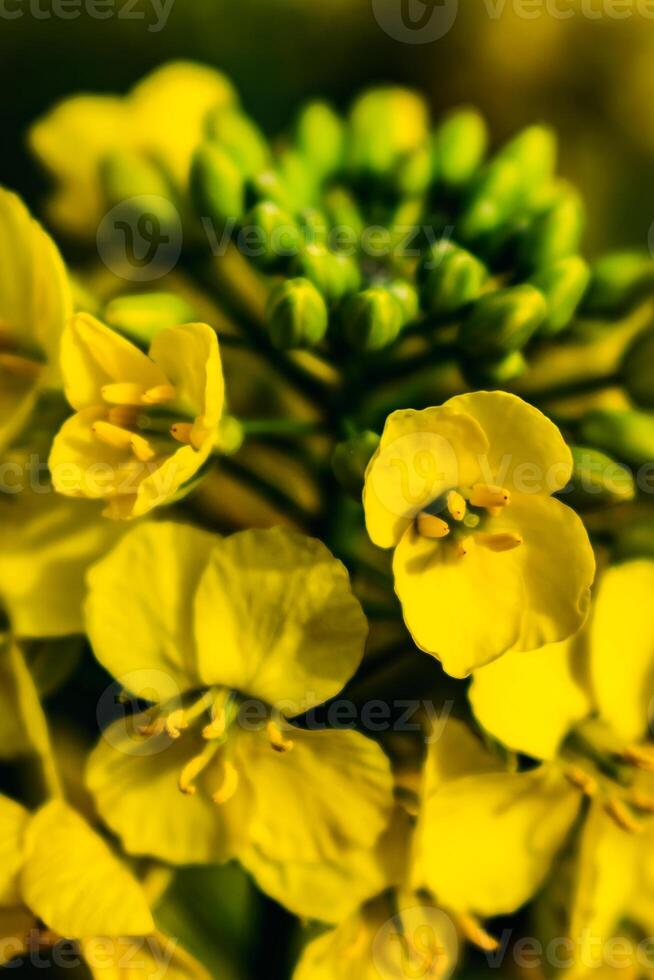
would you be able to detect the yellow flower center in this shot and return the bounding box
[415,483,521,559]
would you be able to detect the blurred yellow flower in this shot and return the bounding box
[29,61,237,238]
[84,523,393,922]
[49,313,223,519]
[0,187,71,455]
[363,390,595,676]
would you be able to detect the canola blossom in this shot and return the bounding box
[2,59,654,980]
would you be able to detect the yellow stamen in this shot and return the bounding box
[212,761,239,804]
[475,532,523,553]
[266,719,294,753]
[101,382,147,405]
[203,710,226,741]
[629,790,654,814]
[142,384,176,405]
[342,924,368,961]
[178,740,221,795]
[454,911,499,953]
[621,744,654,771]
[468,484,511,509]
[416,513,450,539]
[107,405,139,428]
[0,352,42,379]
[170,422,194,445]
[564,765,598,797]
[129,432,156,462]
[446,490,466,521]
[604,797,642,834]
[456,535,474,558]
[164,709,188,739]
[137,717,166,737]
[92,420,134,451]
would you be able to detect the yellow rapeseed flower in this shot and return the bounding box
[0,188,71,455]
[363,390,595,676]
[49,313,223,519]
[84,523,394,923]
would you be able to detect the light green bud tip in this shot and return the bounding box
[266,277,329,349]
[458,158,523,242]
[434,108,488,188]
[393,145,433,197]
[622,328,654,409]
[519,189,585,271]
[341,287,404,351]
[530,256,591,336]
[216,415,245,456]
[294,244,361,302]
[104,293,197,346]
[582,252,654,318]
[191,143,245,226]
[421,246,487,317]
[459,284,547,356]
[296,101,345,178]
[463,349,527,386]
[331,430,381,498]
[579,409,654,467]
[387,280,419,326]
[496,124,558,189]
[347,87,429,177]
[205,107,269,179]
[241,201,302,268]
[563,446,635,508]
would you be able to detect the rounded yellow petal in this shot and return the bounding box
[85,522,215,694]
[148,321,224,431]
[445,390,573,495]
[194,527,368,710]
[21,800,154,938]
[61,314,169,411]
[412,766,580,916]
[393,524,525,677]
[363,406,488,549]
[49,406,143,500]
[470,637,591,760]
[590,561,654,742]
[0,793,29,906]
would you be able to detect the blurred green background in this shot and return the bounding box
[2,0,654,256]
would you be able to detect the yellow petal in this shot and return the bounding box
[130,445,209,518]
[495,494,595,652]
[233,726,393,868]
[194,527,368,710]
[0,906,35,966]
[590,561,654,743]
[0,793,29,906]
[61,314,169,411]
[413,765,580,916]
[0,642,54,777]
[445,390,573,495]
[82,933,212,980]
[86,720,241,865]
[21,800,154,938]
[148,322,224,432]
[470,636,591,760]
[363,406,488,550]
[421,718,501,801]
[85,522,215,693]
[393,524,525,677]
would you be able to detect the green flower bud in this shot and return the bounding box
[561,446,635,508]
[277,149,317,211]
[216,415,245,456]
[582,252,654,318]
[347,87,429,177]
[249,170,295,211]
[387,279,419,326]
[458,158,523,242]
[459,284,547,356]
[622,328,654,409]
[434,108,488,188]
[579,409,654,467]
[265,278,329,349]
[462,349,527,386]
[421,246,487,317]
[191,143,245,226]
[101,151,171,205]
[519,189,585,271]
[496,125,558,189]
[295,101,345,178]
[104,293,196,345]
[205,107,269,178]
[331,430,380,497]
[300,207,329,247]
[614,521,654,562]
[393,145,433,197]
[294,244,361,302]
[341,287,404,351]
[530,256,591,336]
[241,201,302,268]
[324,186,365,240]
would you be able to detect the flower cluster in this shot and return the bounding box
[2,60,654,979]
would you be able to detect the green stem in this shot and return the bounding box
[240,419,326,438]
